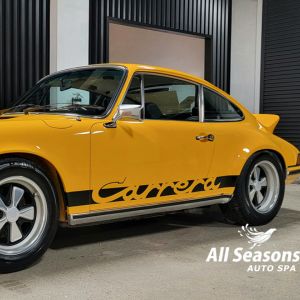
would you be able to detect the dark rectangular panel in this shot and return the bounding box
[261,0,300,149]
[0,0,50,108]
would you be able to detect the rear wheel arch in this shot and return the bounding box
[222,151,285,225]
[264,150,286,174]
[241,150,286,177]
[0,153,67,222]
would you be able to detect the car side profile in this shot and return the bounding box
[0,63,299,272]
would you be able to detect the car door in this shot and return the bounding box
[89,73,215,212]
[201,86,246,180]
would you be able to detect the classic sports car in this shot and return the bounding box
[0,63,299,272]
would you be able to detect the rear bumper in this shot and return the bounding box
[286,165,300,184]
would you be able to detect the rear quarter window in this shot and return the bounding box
[203,88,244,122]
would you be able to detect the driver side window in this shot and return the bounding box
[143,75,199,121]
[123,75,142,105]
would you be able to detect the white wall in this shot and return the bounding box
[230,0,263,113]
[109,23,205,78]
[50,0,89,73]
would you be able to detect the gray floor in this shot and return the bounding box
[0,184,299,300]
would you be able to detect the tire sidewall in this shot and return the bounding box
[0,159,58,272]
[236,153,285,225]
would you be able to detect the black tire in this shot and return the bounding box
[220,153,285,226]
[0,158,58,273]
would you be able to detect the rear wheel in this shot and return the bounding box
[0,159,58,273]
[220,153,285,225]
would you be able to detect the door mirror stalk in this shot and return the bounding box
[104,104,142,128]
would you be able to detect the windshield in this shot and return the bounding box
[12,67,126,116]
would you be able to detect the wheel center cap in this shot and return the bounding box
[6,207,20,223]
[254,183,261,192]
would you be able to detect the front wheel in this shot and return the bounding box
[0,159,58,273]
[220,154,285,225]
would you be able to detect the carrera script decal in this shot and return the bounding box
[97,177,221,203]
[65,176,237,207]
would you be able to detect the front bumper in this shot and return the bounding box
[286,165,300,184]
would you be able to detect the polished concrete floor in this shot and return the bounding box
[0,184,299,299]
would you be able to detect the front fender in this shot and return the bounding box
[0,118,92,193]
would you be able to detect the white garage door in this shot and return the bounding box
[109,22,205,78]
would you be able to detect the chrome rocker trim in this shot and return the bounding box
[68,195,231,226]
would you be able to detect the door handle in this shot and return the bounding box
[195,134,214,142]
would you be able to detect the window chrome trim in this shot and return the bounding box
[130,71,201,123]
[140,74,146,119]
[202,85,245,123]
[138,71,201,90]
[36,64,127,84]
[117,70,244,124]
[199,84,204,122]
[120,73,143,108]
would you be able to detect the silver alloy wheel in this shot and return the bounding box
[0,176,48,256]
[248,160,280,213]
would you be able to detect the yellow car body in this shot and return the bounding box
[0,63,299,225]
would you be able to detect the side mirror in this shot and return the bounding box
[104,104,142,128]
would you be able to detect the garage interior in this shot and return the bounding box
[109,21,205,78]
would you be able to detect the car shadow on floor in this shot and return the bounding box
[50,206,226,249]
[50,206,300,250]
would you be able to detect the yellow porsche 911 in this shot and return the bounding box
[0,63,299,272]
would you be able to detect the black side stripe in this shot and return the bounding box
[289,169,300,175]
[288,164,300,168]
[66,190,92,207]
[66,175,238,207]
[216,176,237,188]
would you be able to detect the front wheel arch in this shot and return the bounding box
[0,153,67,222]
[0,157,59,272]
